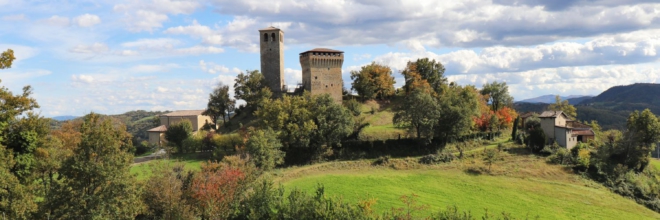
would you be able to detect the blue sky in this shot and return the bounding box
[1,0,660,117]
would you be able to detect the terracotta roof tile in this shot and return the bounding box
[147,125,167,132]
[162,110,205,117]
[300,48,344,54]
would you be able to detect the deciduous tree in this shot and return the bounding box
[350,62,395,100]
[481,81,513,111]
[45,113,143,219]
[393,89,440,139]
[164,120,193,153]
[234,70,272,112]
[246,128,284,171]
[435,84,480,144]
[0,49,15,69]
[203,83,235,130]
[548,95,577,119]
[401,58,447,95]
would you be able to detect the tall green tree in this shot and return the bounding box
[435,84,480,144]
[234,70,272,111]
[310,94,354,148]
[164,120,193,153]
[548,95,577,119]
[480,81,513,111]
[401,58,447,95]
[246,128,284,171]
[45,113,143,219]
[203,83,235,129]
[624,109,660,171]
[350,62,395,100]
[393,89,440,139]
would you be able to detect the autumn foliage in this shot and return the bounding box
[191,161,247,219]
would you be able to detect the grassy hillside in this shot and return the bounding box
[279,147,660,219]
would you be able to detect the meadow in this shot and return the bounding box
[278,147,660,219]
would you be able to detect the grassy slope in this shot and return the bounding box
[131,153,206,180]
[280,149,660,219]
[358,99,410,140]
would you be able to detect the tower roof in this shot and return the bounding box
[259,26,282,32]
[300,48,344,55]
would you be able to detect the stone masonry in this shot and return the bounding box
[300,48,344,104]
[259,27,285,94]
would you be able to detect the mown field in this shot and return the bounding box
[278,149,660,219]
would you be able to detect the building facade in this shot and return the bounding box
[147,110,213,146]
[259,27,285,95]
[539,110,594,150]
[300,48,344,104]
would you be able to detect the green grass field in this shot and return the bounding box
[279,148,660,220]
[651,159,660,171]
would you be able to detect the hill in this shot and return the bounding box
[280,145,660,219]
[52,115,78,121]
[585,83,660,104]
[517,95,591,104]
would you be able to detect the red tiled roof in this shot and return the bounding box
[162,110,205,117]
[573,129,595,136]
[300,48,344,54]
[147,125,167,132]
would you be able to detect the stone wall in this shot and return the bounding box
[300,51,344,104]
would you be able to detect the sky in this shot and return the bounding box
[1,0,660,117]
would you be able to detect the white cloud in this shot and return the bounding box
[114,0,201,32]
[73,14,101,27]
[0,44,39,65]
[131,64,179,73]
[40,15,69,27]
[121,38,180,50]
[71,74,95,84]
[174,46,224,55]
[284,68,302,86]
[199,60,230,74]
[2,14,26,21]
[69,43,109,54]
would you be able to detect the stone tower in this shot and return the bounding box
[259,27,285,94]
[300,48,344,104]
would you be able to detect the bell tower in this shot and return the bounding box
[259,27,285,94]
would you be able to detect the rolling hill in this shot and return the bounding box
[517,95,592,104]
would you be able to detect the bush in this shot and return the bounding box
[419,153,454,164]
[134,141,152,156]
[212,133,244,160]
[548,148,572,165]
[373,155,391,166]
[345,99,361,116]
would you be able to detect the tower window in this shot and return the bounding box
[271,33,276,42]
[264,33,268,42]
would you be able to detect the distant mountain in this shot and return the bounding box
[567,96,593,105]
[52,115,78,121]
[517,95,591,104]
[584,83,660,105]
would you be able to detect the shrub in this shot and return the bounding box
[419,153,454,165]
[548,148,572,165]
[373,155,391,166]
[345,99,362,116]
[212,133,244,160]
[134,141,152,156]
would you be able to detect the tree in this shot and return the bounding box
[401,58,447,95]
[191,161,246,220]
[310,94,354,150]
[548,95,577,119]
[203,83,235,130]
[393,89,440,139]
[141,162,196,220]
[345,99,361,116]
[234,70,272,112]
[45,113,143,219]
[350,62,395,100]
[480,81,513,111]
[623,109,660,171]
[435,84,480,144]
[511,116,520,139]
[165,120,193,153]
[483,149,499,172]
[246,128,284,171]
[1,49,15,69]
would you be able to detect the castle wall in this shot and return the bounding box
[259,29,285,94]
[300,52,344,104]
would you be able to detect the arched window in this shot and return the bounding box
[264,33,268,42]
[271,33,276,42]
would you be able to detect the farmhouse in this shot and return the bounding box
[539,110,595,149]
[147,110,212,146]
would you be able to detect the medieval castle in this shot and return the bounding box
[259,27,344,103]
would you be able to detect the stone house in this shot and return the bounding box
[147,110,213,146]
[539,110,595,150]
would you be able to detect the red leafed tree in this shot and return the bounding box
[191,162,246,219]
[495,107,518,130]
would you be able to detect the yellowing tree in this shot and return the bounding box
[350,62,395,100]
[548,95,577,119]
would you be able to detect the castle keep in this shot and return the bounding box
[259,27,344,103]
[300,48,344,103]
